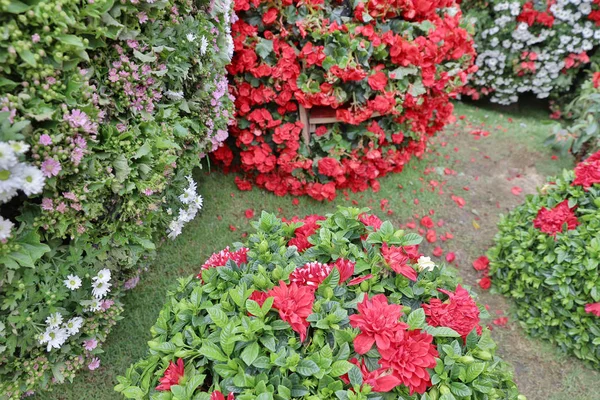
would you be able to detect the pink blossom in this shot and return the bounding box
[31,34,40,43]
[41,158,61,177]
[41,198,54,211]
[39,134,52,146]
[83,339,98,351]
[138,12,148,23]
[63,192,78,201]
[101,299,114,310]
[55,202,67,213]
[88,357,100,370]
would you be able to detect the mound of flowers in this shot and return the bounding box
[464,0,600,104]
[116,207,522,399]
[489,150,600,366]
[212,0,476,201]
[0,0,234,397]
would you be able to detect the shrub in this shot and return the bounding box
[464,0,600,104]
[116,207,522,399]
[212,0,476,201]
[489,151,600,367]
[0,0,234,397]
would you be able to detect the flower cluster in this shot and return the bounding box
[465,0,600,104]
[167,176,204,240]
[117,207,521,399]
[489,150,600,367]
[0,0,234,397]
[212,0,475,200]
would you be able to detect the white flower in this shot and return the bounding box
[0,142,17,170]
[8,140,29,154]
[64,274,82,290]
[45,312,63,328]
[200,36,209,56]
[42,327,69,352]
[91,280,112,299]
[167,219,183,239]
[64,317,84,335]
[186,33,197,42]
[0,215,14,241]
[165,90,185,101]
[193,195,203,209]
[81,299,102,312]
[17,164,45,196]
[0,187,17,204]
[94,268,111,283]
[417,256,437,272]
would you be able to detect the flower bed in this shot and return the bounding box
[0,0,233,397]
[212,0,476,201]
[465,0,600,104]
[116,207,521,399]
[489,151,600,366]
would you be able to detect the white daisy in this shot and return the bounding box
[0,142,17,169]
[165,90,185,101]
[0,187,18,204]
[42,327,69,352]
[0,165,24,194]
[64,317,84,335]
[94,268,111,283]
[167,219,183,239]
[186,33,197,42]
[9,140,30,155]
[200,36,209,56]
[17,164,45,196]
[64,274,82,290]
[193,195,204,209]
[45,312,63,328]
[0,215,14,241]
[91,280,112,299]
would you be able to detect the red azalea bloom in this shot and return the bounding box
[156,359,185,391]
[378,329,438,395]
[334,258,356,283]
[585,303,600,317]
[198,247,249,278]
[381,243,418,281]
[573,153,600,189]
[210,391,235,400]
[472,256,489,271]
[423,285,482,338]
[348,274,373,286]
[533,199,579,236]
[289,261,333,288]
[340,358,402,392]
[359,213,383,230]
[286,215,326,251]
[267,281,315,341]
[349,294,407,354]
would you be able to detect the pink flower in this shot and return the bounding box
[138,12,148,23]
[585,303,600,317]
[41,198,54,211]
[267,281,315,342]
[31,34,40,43]
[381,243,418,281]
[83,339,98,351]
[41,158,61,177]
[39,134,52,146]
[289,261,332,288]
[156,359,185,391]
[101,299,114,310]
[334,258,355,283]
[88,357,100,370]
[348,274,372,286]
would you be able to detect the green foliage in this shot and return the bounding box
[489,167,600,367]
[116,207,521,399]
[0,0,233,397]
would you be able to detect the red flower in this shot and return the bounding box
[349,294,407,354]
[267,281,315,341]
[286,215,326,252]
[478,276,492,290]
[368,71,388,91]
[235,177,253,191]
[289,261,333,288]
[420,216,434,228]
[249,290,269,306]
[262,8,278,25]
[210,391,235,400]
[340,358,402,392]
[573,153,600,189]
[334,258,356,283]
[156,359,185,391]
[593,72,600,89]
[533,200,579,236]
[381,243,418,281]
[244,209,255,219]
[423,285,482,338]
[378,329,438,395]
[348,274,373,286]
[198,247,249,278]
[359,213,383,230]
[318,157,344,177]
[472,256,489,271]
[585,303,600,317]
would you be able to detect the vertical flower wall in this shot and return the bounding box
[0,0,234,397]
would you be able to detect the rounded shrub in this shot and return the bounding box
[213,0,476,201]
[116,207,522,399]
[489,151,600,366]
[464,0,600,104]
[0,0,234,397]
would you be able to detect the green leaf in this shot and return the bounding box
[114,154,131,182]
[120,386,145,399]
[330,360,353,377]
[240,341,260,366]
[347,365,363,386]
[246,299,264,318]
[466,362,486,382]
[56,34,86,48]
[6,0,29,13]
[406,308,426,330]
[425,326,461,338]
[297,359,320,376]
[207,307,229,328]
[133,50,157,63]
[199,342,228,362]
[450,382,472,397]
[17,49,36,67]
[256,39,274,59]
[401,233,423,246]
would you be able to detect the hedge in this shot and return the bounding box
[489,151,600,367]
[116,207,522,400]
[0,0,233,397]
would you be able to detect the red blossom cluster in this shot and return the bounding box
[423,285,483,339]
[533,199,580,236]
[517,1,555,27]
[285,214,326,252]
[197,247,249,279]
[573,150,600,188]
[214,0,475,201]
[472,255,492,290]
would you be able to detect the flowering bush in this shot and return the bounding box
[116,207,522,399]
[489,150,600,367]
[0,0,234,397]
[465,0,600,104]
[213,0,476,201]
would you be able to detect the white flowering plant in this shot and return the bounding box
[464,0,600,104]
[0,0,234,398]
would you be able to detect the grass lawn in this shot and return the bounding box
[37,101,600,400]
